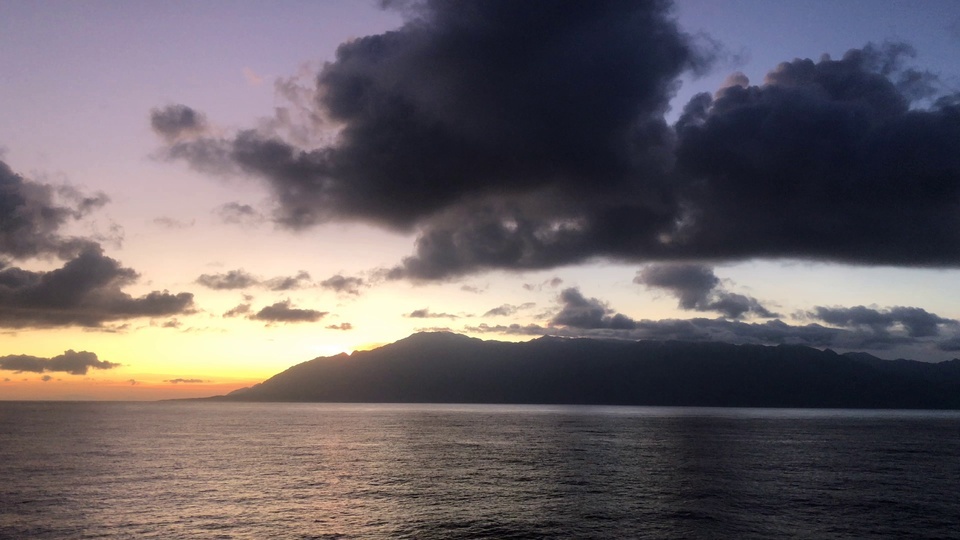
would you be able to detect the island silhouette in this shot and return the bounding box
[205,332,960,408]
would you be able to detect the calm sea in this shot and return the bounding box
[1,402,958,539]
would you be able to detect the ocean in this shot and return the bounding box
[1,402,958,539]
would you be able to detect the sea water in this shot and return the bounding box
[1,402,958,539]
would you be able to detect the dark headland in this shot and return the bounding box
[205,332,960,408]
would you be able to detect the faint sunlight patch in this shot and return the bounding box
[309,343,352,358]
[242,67,264,86]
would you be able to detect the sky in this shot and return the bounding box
[2,0,960,400]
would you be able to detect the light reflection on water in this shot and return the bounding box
[1,402,958,538]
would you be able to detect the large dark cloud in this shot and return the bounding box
[671,43,960,265]
[390,42,960,278]
[0,350,120,375]
[0,248,195,328]
[1,159,106,260]
[155,2,960,280]
[0,159,179,329]
[635,263,776,318]
[155,1,701,243]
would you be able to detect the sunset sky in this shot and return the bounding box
[2,0,960,400]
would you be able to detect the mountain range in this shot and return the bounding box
[208,332,960,408]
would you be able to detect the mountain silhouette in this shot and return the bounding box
[210,332,960,408]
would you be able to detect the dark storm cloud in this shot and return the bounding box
[196,269,311,291]
[250,300,327,323]
[156,0,960,279]
[150,104,209,142]
[319,274,364,295]
[671,42,960,266]
[157,0,703,232]
[0,248,195,328]
[808,305,958,338]
[551,288,638,330]
[635,263,776,318]
[0,160,105,260]
[390,42,960,278]
[0,350,120,375]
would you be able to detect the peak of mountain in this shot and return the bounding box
[208,332,960,408]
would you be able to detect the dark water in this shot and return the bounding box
[1,403,958,539]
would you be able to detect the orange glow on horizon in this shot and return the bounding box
[0,375,257,401]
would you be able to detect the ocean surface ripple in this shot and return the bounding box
[1,402,958,539]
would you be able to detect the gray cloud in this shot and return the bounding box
[406,308,458,319]
[464,289,960,359]
[483,302,535,317]
[523,277,564,292]
[152,216,195,229]
[196,269,259,290]
[1,159,105,260]
[215,202,265,226]
[0,350,120,375]
[551,288,638,330]
[326,322,353,331]
[223,303,251,318]
[264,271,311,291]
[0,248,195,328]
[460,284,486,294]
[635,263,776,319]
[196,269,311,291]
[319,274,364,295]
[466,317,847,348]
[150,104,209,142]
[250,300,327,323]
[808,305,958,338]
[164,378,210,384]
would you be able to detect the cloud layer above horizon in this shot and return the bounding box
[152,0,959,281]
